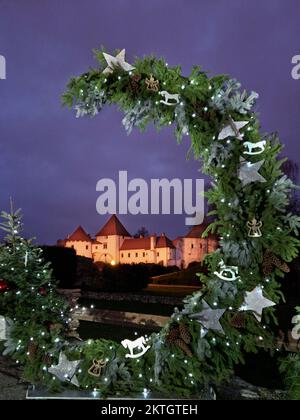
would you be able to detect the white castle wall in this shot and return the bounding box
[64,232,217,267]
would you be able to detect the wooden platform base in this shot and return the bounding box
[26,385,215,400]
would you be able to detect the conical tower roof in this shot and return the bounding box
[95,215,131,237]
[68,226,91,241]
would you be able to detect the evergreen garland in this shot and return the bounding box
[0,48,299,398]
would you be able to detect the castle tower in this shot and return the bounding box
[94,215,131,264]
[181,224,219,268]
[64,225,92,258]
[150,234,157,264]
[155,233,176,266]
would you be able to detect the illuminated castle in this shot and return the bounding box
[58,215,218,268]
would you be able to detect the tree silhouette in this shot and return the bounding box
[134,226,149,238]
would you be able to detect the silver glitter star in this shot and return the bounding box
[239,286,275,322]
[102,49,135,74]
[218,120,249,140]
[238,158,266,186]
[24,251,28,267]
[48,352,80,387]
[189,301,225,335]
[0,316,7,340]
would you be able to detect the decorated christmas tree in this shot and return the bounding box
[0,204,69,384]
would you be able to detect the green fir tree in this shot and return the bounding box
[0,205,69,384]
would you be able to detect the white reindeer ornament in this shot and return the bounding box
[159,90,180,106]
[243,140,266,155]
[121,336,150,359]
[214,260,240,281]
[291,315,300,340]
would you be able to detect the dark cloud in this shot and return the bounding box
[0,0,299,243]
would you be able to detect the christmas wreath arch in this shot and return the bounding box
[1,48,300,398]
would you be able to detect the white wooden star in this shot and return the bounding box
[240,286,275,322]
[102,49,135,74]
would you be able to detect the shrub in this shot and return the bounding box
[41,246,77,288]
[101,263,150,292]
[76,256,104,290]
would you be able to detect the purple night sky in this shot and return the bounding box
[0,0,300,244]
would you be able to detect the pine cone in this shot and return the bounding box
[179,323,191,344]
[263,250,275,275]
[28,342,38,360]
[262,260,273,276]
[270,253,290,273]
[49,323,63,331]
[166,326,180,344]
[230,313,246,329]
[281,263,290,273]
[43,353,53,365]
[174,338,193,357]
[194,102,208,120]
[129,74,141,95]
[262,250,290,276]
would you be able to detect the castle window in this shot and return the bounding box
[128,253,130,257]
[135,252,138,257]
[191,243,194,249]
[157,252,160,257]
[200,243,202,249]
[143,252,145,257]
[86,245,89,250]
[103,243,107,249]
[121,253,124,258]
